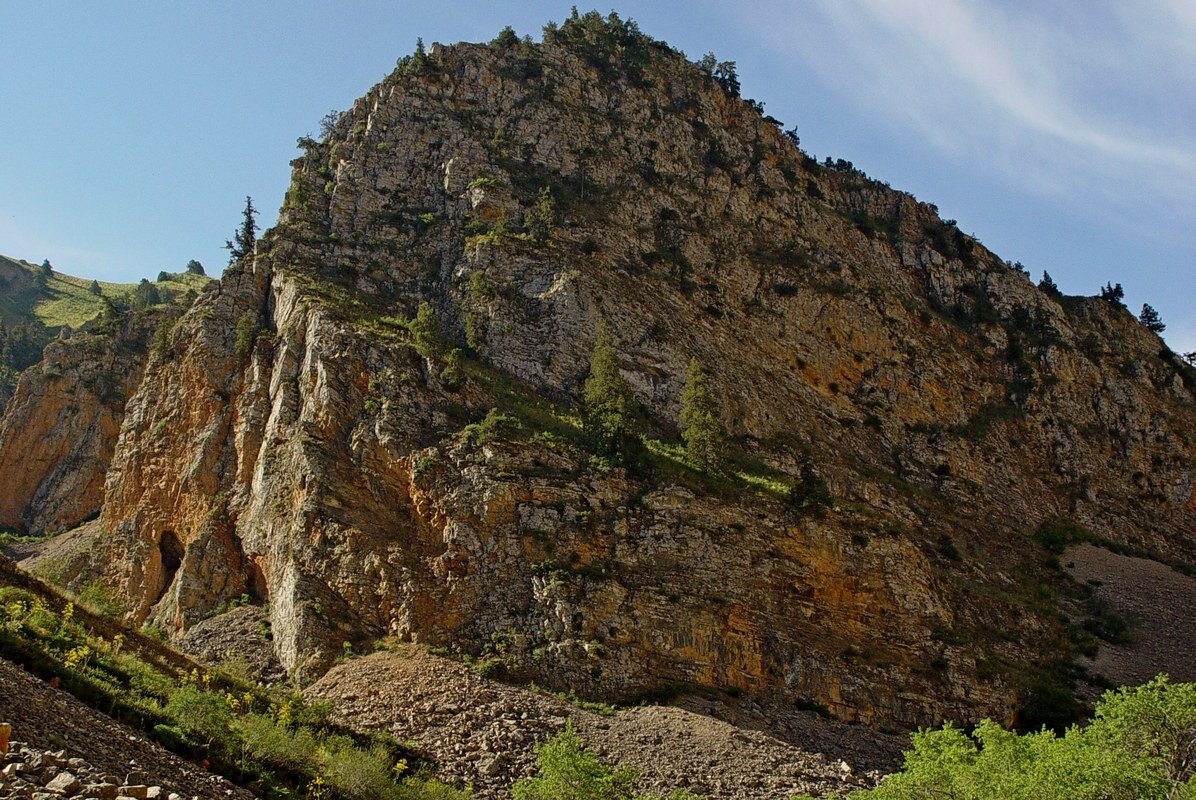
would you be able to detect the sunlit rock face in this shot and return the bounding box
[21,21,1187,730]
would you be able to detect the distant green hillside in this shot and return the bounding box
[0,253,211,332]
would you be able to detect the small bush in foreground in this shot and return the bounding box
[512,721,702,800]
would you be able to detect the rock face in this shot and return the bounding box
[0,313,162,536]
[14,17,1192,731]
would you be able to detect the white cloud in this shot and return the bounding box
[742,0,1196,227]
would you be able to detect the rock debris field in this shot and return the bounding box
[308,646,901,799]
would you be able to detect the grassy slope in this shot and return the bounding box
[0,253,211,330]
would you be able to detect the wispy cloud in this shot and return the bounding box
[740,0,1196,233]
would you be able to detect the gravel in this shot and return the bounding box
[0,657,253,800]
[308,646,889,799]
[1063,543,1196,691]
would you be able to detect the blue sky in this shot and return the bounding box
[1,1,1192,351]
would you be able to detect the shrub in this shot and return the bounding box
[511,722,638,800]
[239,713,317,772]
[165,685,235,748]
[459,408,521,447]
[234,311,259,357]
[1034,519,1089,553]
[319,739,397,800]
[853,676,1195,800]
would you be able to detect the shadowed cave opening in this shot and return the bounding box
[246,559,269,602]
[157,530,183,602]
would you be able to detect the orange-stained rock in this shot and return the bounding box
[13,30,1190,731]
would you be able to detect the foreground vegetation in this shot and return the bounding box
[0,571,468,800]
[511,722,700,800]
[801,676,1196,800]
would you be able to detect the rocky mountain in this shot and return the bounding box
[3,12,1193,742]
[0,256,210,534]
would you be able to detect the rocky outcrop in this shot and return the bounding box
[0,314,161,536]
[59,17,1196,731]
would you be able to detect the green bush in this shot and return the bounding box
[459,408,521,447]
[165,685,236,747]
[512,722,702,800]
[320,739,398,800]
[853,676,1196,800]
[512,722,638,800]
[239,712,318,771]
[234,311,259,357]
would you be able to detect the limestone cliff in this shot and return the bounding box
[0,309,168,536]
[17,17,1194,731]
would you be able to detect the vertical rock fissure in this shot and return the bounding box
[157,530,183,603]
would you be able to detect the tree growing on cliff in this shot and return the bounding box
[1099,281,1125,306]
[185,260,205,276]
[493,25,519,46]
[583,321,637,458]
[679,358,725,471]
[527,186,556,242]
[409,302,443,359]
[788,460,833,515]
[225,196,258,265]
[1139,304,1166,333]
[1039,271,1060,297]
[699,52,740,96]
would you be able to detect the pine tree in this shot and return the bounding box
[1039,271,1060,297]
[185,260,205,275]
[151,319,170,362]
[527,187,555,242]
[132,278,160,310]
[583,321,636,458]
[679,358,725,471]
[1139,303,1166,333]
[493,25,519,46]
[1099,281,1125,306]
[39,259,53,277]
[409,302,442,358]
[225,196,258,264]
[88,280,102,296]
